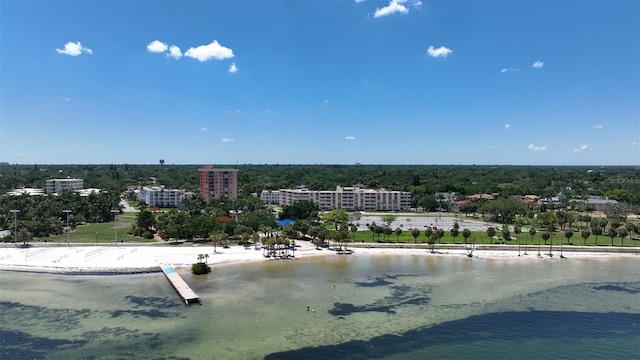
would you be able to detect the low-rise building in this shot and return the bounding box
[46,178,84,194]
[260,190,280,204]
[277,186,411,211]
[137,186,184,208]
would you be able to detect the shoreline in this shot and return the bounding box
[0,242,638,275]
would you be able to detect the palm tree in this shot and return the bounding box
[411,228,420,243]
[562,230,572,258]
[350,224,358,242]
[450,227,459,244]
[527,228,536,255]
[486,227,496,245]
[541,231,550,257]
[395,227,402,243]
[462,229,474,257]
[514,225,522,256]
[591,226,602,246]
[424,227,433,242]
[617,227,628,247]
[579,228,590,247]
[607,227,617,246]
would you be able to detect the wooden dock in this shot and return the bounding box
[160,265,201,306]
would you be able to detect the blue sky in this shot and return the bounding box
[1,0,638,165]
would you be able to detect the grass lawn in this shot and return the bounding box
[39,212,154,244]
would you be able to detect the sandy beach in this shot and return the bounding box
[0,240,637,275]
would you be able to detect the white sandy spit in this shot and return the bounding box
[0,241,637,274]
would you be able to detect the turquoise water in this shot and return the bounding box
[1,255,639,359]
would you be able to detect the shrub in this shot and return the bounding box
[191,262,211,275]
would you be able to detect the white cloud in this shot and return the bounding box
[427,45,453,58]
[527,144,546,152]
[228,62,238,73]
[355,0,366,2]
[265,109,274,113]
[324,99,329,104]
[489,145,503,150]
[630,141,639,146]
[167,45,182,59]
[345,136,355,140]
[374,0,422,18]
[55,41,93,56]
[147,40,168,53]
[184,40,234,62]
[221,138,235,143]
[200,127,208,132]
[61,97,71,102]
[500,68,507,73]
[504,124,511,129]
[592,124,603,129]
[532,60,544,68]
[500,67,520,73]
[574,144,588,152]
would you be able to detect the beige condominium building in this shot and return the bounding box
[272,186,411,211]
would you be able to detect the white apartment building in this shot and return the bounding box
[137,186,184,208]
[260,190,280,204]
[45,178,84,194]
[277,186,411,211]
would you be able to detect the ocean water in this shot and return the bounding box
[1,254,638,359]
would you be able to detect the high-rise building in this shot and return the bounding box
[198,165,238,202]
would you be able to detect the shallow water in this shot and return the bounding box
[1,255,639,359]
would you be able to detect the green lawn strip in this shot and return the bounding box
[41,213,153,244]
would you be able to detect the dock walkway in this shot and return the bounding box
[160,264,201,305]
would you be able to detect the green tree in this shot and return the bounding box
[279,201,319,221]
[323,209,349,230]
[450,227,459,243]
[617,227,628,247]
[486,227,496,244]
[395,227,402,242]
[607,226,617,246]
[411,228,421,243]
[581,229,591,247]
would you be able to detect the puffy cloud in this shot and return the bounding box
[167,45,182,59]
[265,109,274,113]
[504,124,511,129]
[61,97,71,102]
[427,45,453,58]
[147,40,168,53]
[345,136,355,140]
[201,127,208,132]
[221,138,235,143]
[228,62,238,73]
[630,141,639,146]
[355,0,366,2]
[592,124,603,129]
[374,1,408,17]
[532,60,544,68]
[184,40,234,62]
[55,41,93,56]
[573,144,588,152]
[527,144,546,152]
